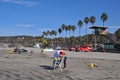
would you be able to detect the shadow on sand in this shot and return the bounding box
[40,65,53,70]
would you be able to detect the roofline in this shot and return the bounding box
[89,26,108,29]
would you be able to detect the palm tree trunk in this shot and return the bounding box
[79,28,81,46]
[66,31,67,38]
[86,24,87,35]
[62,31,64,38]
[103,21,104,27]
[73,31,74,36]
[69,31,70,37]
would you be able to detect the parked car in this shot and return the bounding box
[75,46,92,52]
[14,48,28,53]
[54,46,61,50]
[69,47,76,51]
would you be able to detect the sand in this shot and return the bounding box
[0,48,120,80]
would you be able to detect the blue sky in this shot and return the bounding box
[0,0,120,36]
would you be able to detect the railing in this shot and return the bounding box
[106,33,118,45]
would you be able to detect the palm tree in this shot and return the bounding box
[42,31,45,37]
[71,25,76,46]
[61,24,66,37]
[90,16,96,26]
[50,30,57,46]
[61,24,66,47]
[84,17,89,35]
[49,31,52,38]
[46,30,50,38]
[50,30,57,38]
[78,20,83,37]
[58,28,62,46]
[65,26,68,38]
[90,16,96,50]
[101,12,108,27]
[43,31,47,38]
[54,30,57,38]
[71,25,76,36]
[67,25,71,37]
[58,28,62,37]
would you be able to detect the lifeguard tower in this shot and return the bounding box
[89,26,108,35]
[89,26,120,52]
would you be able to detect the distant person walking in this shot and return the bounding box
[102,44,105,52]
[41,48,45,57]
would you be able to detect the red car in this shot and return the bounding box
[76,46,92,52]
[69,47,76,51]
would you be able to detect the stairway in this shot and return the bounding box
[106,33,118,44]
[106,33,120,51]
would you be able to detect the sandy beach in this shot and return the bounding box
[0,48,120,80]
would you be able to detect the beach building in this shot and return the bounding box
[90,26,120,52]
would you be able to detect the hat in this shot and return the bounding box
[60,51,65,56]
